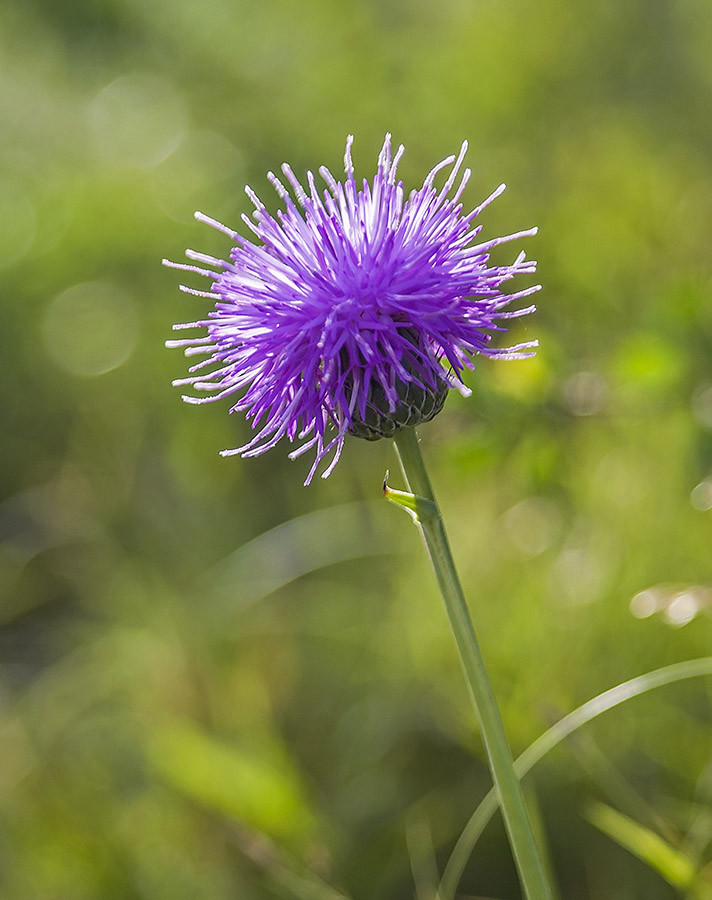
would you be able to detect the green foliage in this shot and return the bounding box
[2,0,712,897]
[587,802,711,897]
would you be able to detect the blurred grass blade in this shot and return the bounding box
[586,801,699,891]
[194,501,392,625]
[232,827,352,900]
[147,716,317,848]
[571,730,678,844]
[439,657,712,900]
[405,815,440,900]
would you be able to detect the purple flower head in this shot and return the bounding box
[165,135,539,484]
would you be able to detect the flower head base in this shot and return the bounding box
[165,135,539,484]
[345,329,450,441]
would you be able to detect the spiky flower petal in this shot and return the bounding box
[165,135,539,483]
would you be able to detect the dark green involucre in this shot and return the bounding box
[347,374,449,441]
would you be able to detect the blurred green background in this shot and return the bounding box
[2,0,712,897]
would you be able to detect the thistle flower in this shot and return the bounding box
[165,135,539,484]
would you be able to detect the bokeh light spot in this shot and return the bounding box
[562,371,608,416]
[151,130,244,224]
[0,178,37,269]
[595,450,648,508]
[692,384,712,430]
[552,546,608,606]
[630,583,711,626]
[503,496,562,556]
[630,589,660,619]
[42,281,139,376]
[690,478,712,511]
[86,73,188,169]
[665,591,699,627]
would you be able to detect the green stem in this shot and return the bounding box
[392,427,553,900]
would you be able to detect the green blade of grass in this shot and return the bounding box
[586,801,696,890]
[439,657,712,900]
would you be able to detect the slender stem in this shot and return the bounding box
[393,427,553,900]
